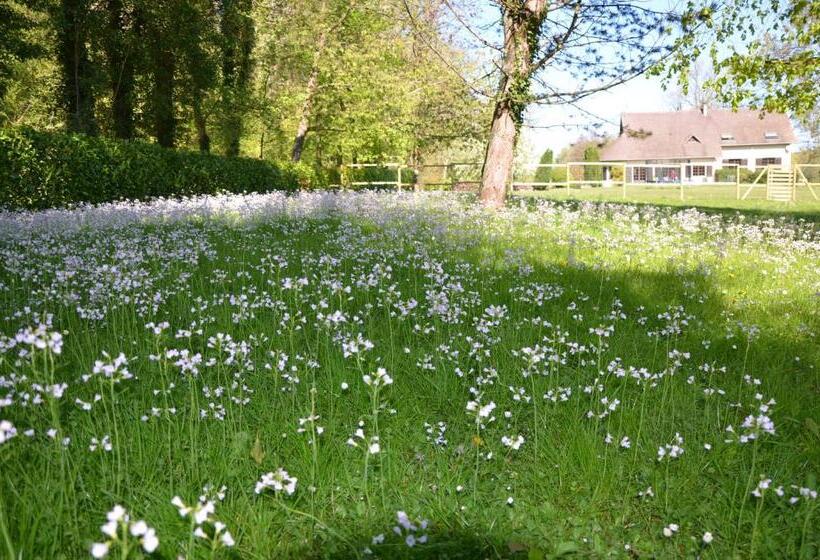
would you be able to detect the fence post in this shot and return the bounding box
[566,164,570,192]
[679,163,685,201]
[397,165,402,192]
[736,165,740,200]
[622,164,627,199]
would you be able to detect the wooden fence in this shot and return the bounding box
[339,162,819,202]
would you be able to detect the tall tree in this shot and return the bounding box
[55,0,98,134]
[478,0,547,206]
[438,1,682,207]
[177,0,220,152]
[135,1,178,148]
[0,1,45,103]
[219,0,255,157]
[103,0,135,139]
[290,1,355,163]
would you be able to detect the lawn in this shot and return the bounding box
[515,185,820,219]
[0,192,818,559]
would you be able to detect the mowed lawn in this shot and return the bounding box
[515,184,820,218]
[0,192,818,559]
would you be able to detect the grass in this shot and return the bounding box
[515,184,820,219]
[0,192,818,559]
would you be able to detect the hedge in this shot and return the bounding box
[714,167,768,183]
[0,127,310,210]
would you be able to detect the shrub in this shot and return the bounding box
[0,127,308,210]
[714,167,769,183]
[533,149,553,185]
[583,146,602,181]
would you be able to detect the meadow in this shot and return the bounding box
[0,192,818,559]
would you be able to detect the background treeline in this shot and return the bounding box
[0,0,487,185]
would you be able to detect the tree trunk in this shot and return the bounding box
[291,62,321,163]
[478,0,547,208]
[106,0,134,139]
[479,99,517,207]
[152,48,175,148]
[192,98,210,153]
[57,0,97,135]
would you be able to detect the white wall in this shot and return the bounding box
[719,145,792,170]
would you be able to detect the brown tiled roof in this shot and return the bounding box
[600,108,796,162]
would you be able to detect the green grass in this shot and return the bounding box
[0,193,818,559]
[515,185,820,219]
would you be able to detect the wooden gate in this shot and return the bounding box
[766,169,794,201]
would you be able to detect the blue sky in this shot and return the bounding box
[452,1,807,159]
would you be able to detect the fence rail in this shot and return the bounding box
[338,162,819,202]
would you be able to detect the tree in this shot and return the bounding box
[663,0,818,118]
[533,148,552,184]
[55,0,98,134]
[582,145,600,181]
[669,56,718,110]
[0,1,45,102]
[438,1,686,207]
[289,0,355,163]
[103,0,135,139]
[219,0,255,157]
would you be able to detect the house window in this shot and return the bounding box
[692,165,706,176]
[632,167,647,182]
[755,157,781,166]
[722,159,747,166]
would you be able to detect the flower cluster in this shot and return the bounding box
[255,468,297,496]
[90,505,158,558]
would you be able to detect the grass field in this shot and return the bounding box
[0,192,818,559]
[514,185,820,218]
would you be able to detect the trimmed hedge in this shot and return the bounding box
[0,127,309,210]
[714,167,768,183]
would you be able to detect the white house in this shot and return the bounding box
[600,107,796,184]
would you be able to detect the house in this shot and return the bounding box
[600,107,796,184]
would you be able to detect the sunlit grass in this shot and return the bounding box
[0,192,817,558]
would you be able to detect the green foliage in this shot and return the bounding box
[345,165,417,190]
[713,167,769,183]
[663,0,819,119]
[583,146,602,181]
[533,149,553,184]
[0,1,44,100]
[0,127,304,209]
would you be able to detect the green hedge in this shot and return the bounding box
[0,127,309,210]
[714,167,768,183]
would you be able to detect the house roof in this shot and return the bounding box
[600,108,796,162]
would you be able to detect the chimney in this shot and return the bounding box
[700,104,708,116]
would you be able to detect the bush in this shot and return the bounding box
[0,127,308,210]
[533,149,553,185]
[583,146,602,181]
[714,167,768,183]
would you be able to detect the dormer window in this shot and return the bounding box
[721,133,734,141]
[687,135,701,143]
[764,132,779,139]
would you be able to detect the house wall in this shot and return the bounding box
[718,144,792,170]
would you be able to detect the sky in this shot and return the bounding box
[518,74,673,160]
[453,0,685,160]
[451,1,809,161]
